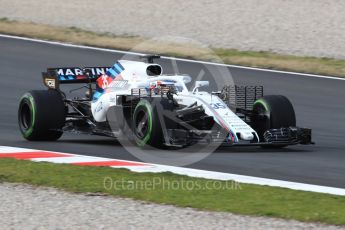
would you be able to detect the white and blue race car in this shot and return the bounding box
[18,55,313,148]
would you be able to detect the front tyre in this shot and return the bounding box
[252,95,296,148]
[132,99,165,147]
[18,90,65,141]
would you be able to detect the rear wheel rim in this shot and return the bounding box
[19,102,32,131]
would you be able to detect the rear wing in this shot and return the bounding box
[42,67,110,89]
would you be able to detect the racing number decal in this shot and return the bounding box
[210,103,226,109]
[97,74,113,89]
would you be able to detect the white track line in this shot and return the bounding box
[128,164,345,196]
[1,33,344,81]
[32,156,114,164]
[1,146,345,196]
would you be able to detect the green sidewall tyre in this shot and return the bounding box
[132,99,166,148]
[252,95,296,148]
[19,93,36,138]
[18,90,65,141]
[133,100,153,147]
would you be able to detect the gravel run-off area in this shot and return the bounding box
[0,0,345,59]
[1,183,344,230]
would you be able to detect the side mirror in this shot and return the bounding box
[192,81,209,93]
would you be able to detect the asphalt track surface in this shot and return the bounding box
[1,36,345,188]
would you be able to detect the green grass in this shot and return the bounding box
[1,158,345,225]
[1,18,345,77]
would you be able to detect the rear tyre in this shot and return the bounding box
[251,95,296,148]
[18,90,65,141]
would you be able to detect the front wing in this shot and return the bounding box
[164,127,313,147]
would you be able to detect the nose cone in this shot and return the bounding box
[240,132,254,141]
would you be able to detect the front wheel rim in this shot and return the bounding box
[135,110,150,139]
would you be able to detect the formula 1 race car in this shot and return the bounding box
[18,55,313,148]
